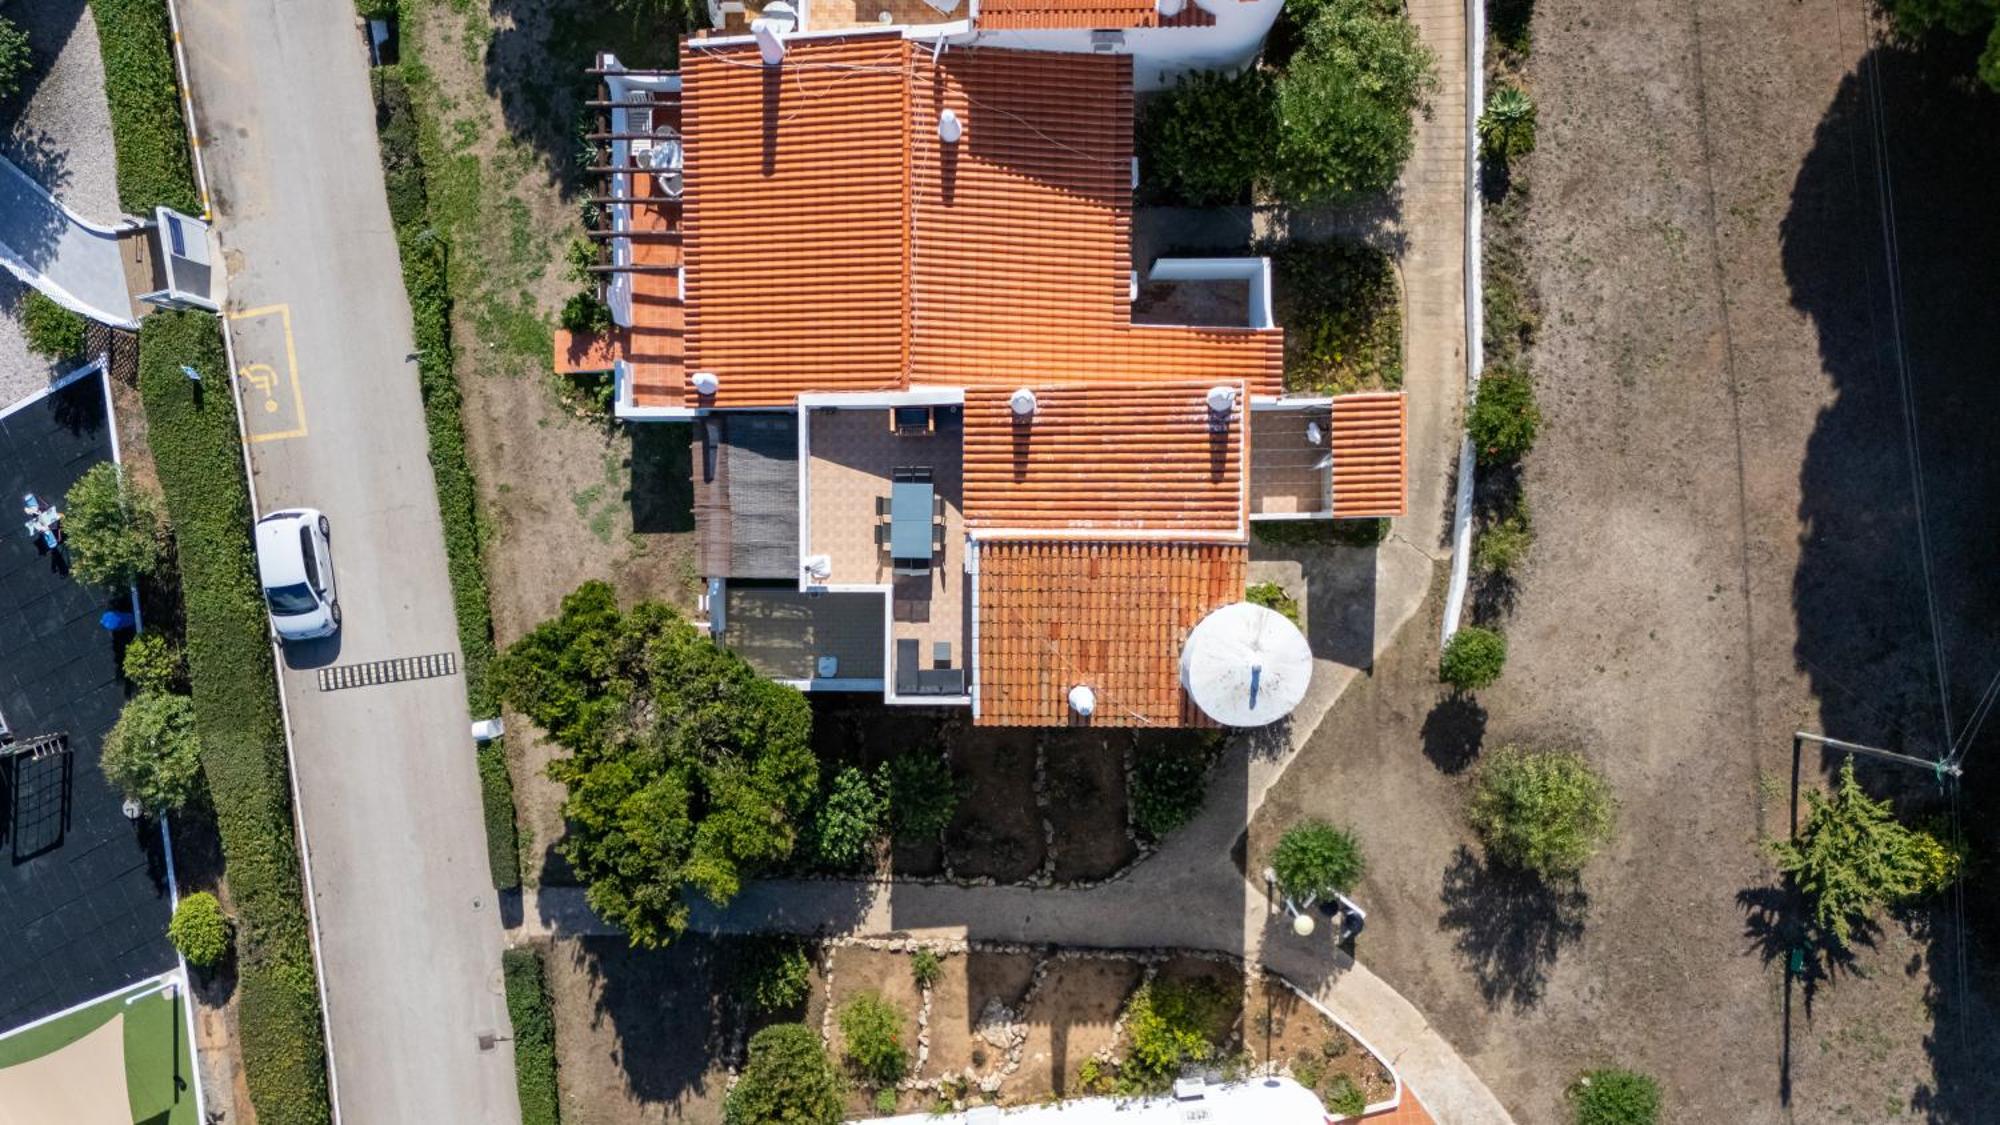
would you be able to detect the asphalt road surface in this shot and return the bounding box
[173,0,522,1119]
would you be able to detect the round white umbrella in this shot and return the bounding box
[1179,602,1313,728]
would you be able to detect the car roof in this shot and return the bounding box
[254,513,310,587]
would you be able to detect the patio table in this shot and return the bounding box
[890,478,934,569]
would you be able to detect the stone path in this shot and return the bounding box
[520,0,1491,1118]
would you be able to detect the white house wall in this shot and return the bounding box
[968,0,1282,90]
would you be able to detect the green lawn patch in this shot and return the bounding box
[502,948,561,1125]
[87,0,201,215]
[137,312,330,1125]
[0,977,201,1124]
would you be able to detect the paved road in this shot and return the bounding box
[172,1,521,1120]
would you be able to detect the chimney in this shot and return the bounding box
[938,108,964,144]
[1206,385,1237,416]
[1009,388,1037,420]
[691,371,720,398]
[1068,684,1096,718]
[752,19,787,65]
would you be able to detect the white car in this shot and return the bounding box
[254,508,339,642]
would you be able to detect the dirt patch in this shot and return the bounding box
[944,727,1046,883]
[1011,957,1145,1102]
[1042,730,1138,882]
[1246,973,1393,1108]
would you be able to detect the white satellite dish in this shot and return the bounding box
[1179,601,1313,727]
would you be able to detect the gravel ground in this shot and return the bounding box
[0,1,119,409]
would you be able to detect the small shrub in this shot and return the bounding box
[1438,626,1507,691]
[1269,239,1403,393]
[1254,517,1390,548]
[122,632,186,693]
[875,1088,898,1114]
[0,15,31,101]
[812,765,887,871]
[1478,84,1538,165]
[1467,368,1540,466]
[564,238,599,284]
[1121,979,1231,1090]
[1473,500,1533,575]
[1137,67,1276,205]
[1131,732,1220,841]
[1272,819,1365,901]
[1325,1073,1367,1116]
[880,751,960,842]
[1470,746,1615,879]
[503,949,561,1125]
[102,690,205,812]
[1766,757,1939,947]
[1489,0,1534,55]
[1291,1053,1324,1090]
[737,937,813,1014]
[911,948,942,990]
[1568,1068,1660,1125]
[1910,818,1967,896]
[20,291,88,360]
[839,992,909,1087]
[64,461,167,588]
[558,290,613,335]
[1076,1058,1115,1095]
[168,891,231,967]
[1246,581,1301,626]
[728,1023,844,1125]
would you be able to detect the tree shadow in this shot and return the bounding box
[572,934,733,1108]
[1436,844,1586,1012]
[1419,694,1485,774]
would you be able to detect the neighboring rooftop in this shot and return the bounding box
[975,539,1245,726]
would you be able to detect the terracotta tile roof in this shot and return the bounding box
[553,326,625,374]
[1363,1092,1434,1123]
[961,382,1246,536]
[634,38,1282,408]
[976,0,1162,29]
[974,540,1244,726]
[1329,392,1407,517]
[623,96,689,406]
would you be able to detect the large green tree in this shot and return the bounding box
[1767,757,1935,948]
[495,582,816,947]
[64,462,166,588]
[102,690,205,812]
[1878,0,2000,89]
[1272,0,1438,203]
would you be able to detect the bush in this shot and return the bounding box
[122,632,186,692]
[1131,732,1220,841]
[1272,819,1364,901]
[102,690,205,812]
[1254,517,1390,548]
[911,949,942,990]
[1137,68,1276,205]
[737,937,814,1014]
[1489,0,1534,55]
[1438,626,1507,691]
[1246,581,1301,626]
[558,290,613,335]
[139,311,329,1123]
[1568,1068,1660,1125]
[1467,368,1540,466]
[1325,1073,1367,1116]
[497,583,816,947]
[1121,979,1231,1090]
[88,0,201,214]
[880,751,959,842]
[503,948,561,1125]
[477,741,521,890]
[168,891,231,967]
[1766,757,1939,948]
[838,992,909,1087]
[0,16,30,101]
[64,462,167,588]
[1473,500,1533,575]
[1271,0,1437,204]
[373,70,427,230]
[811,765,886,871]
[20,291,88,359]
[726,1024,844,1125]
[1478,84,1538,165]
[1470,746,1615,879]
[1269,239,1402,393]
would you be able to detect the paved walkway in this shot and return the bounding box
[0,156,135,328]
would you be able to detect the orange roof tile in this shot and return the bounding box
[975,540,1244,726]
[622,95,689,406]
[976,0,1161,29]
[962,382,1245,536]
[1329,392,1407,517]
[553,326,626,374]
[631,39,1281,409]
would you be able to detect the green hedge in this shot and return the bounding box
[370,66,517,889]
[88,0,201,215]
[503,948,562,1125]
[137,313,330,1124]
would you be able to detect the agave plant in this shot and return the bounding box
[1478,83,1539,164]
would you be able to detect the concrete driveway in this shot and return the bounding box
[171,0,521,1119]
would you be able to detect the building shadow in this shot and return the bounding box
[629,419,694,533]
[1299,544,1379,672]
[1435,844,1586,1012]
[1780,36,2000,1120]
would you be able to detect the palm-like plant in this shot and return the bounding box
[1479,84,1539,164]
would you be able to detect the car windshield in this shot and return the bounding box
[265,582,319,616]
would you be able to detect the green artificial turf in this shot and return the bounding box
[0,977,200,1124]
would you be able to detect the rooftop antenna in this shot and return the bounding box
[1068,684,1096,719]
[691,371,719,398]
[1009,387,1037,420]
[938,108,964,145]
[752,17,788,65]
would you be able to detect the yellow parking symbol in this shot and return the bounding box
[227,304,308,442]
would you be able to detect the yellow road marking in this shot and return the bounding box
[228,304,308,442]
